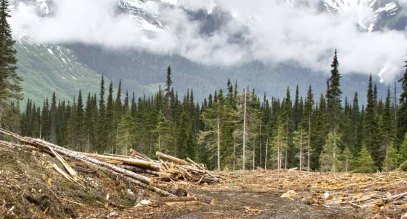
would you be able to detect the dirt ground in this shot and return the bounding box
[0,144,405,219]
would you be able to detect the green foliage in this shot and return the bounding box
[320,132,341,172]
[383,142,398,172]
[339,146,353,172]
[272,123,288,170]
[15,50,407,172]
[354,145,376,173]
[116,111,135,155]
[399,133,407,165]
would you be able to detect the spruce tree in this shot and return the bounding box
[398,59,407,143]
[97,75,107,152]
[383,142,398,172]
[326,50,342,134]
[354,144,376,173]
[0,0,22,123]
[116,111,135,155]
[272,123,288,170]
[293,123,308,170]
[399,133,407,165]
[340,146,353,172]
[165,66,172,97]
[304,85,314,171]
[320,132,341,172]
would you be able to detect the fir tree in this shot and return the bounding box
[399,133,407,165]
[165,66,172,97]
[0,0,22,124]
[294,123,308,170]
[398,58,407,143]
[116,111,135,155]
[326,50,342,134]
[354,144,376,173]
[97,75,107,152]
[340,146,353,172]
[320,132,341,172]
[272,123,288,170]
[383,142,398,172]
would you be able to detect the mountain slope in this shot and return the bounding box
[11,0,400,105]
[16,43,103,104]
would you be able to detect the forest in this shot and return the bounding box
[11,51,407,173]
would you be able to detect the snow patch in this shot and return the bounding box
[47,48,53,55]
[160,0,178,5]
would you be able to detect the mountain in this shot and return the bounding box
[321,0,407,31]
[10,0,401,105]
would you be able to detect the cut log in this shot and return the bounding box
[156,152,189,165]
[81,153,160,170]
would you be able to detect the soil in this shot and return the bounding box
[83,189,365,219]
[0,144,402,219]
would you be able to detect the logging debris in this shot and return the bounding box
[0,128,220,203]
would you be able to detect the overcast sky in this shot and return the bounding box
[9,0,407,82]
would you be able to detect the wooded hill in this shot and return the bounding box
[15,54,407,173]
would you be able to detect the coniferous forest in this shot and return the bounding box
[11,52,407,173]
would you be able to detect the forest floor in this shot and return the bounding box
[0,143,406,219]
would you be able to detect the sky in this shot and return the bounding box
[9,0,407,82]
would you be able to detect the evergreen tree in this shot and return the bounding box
[383,142,398,172]
[303,85,314,171]
[49,92,57,143]
[293,123,308,170]
[165,66,172,97]
[0,0,22,125]
[272,123,288,170]
[116,111,135,155]
[340,146,353,172]
[354,144,376,173]
[106,81,115,152]
[398,59,407,143]
[154,110,172,153]
[320,132,341,172]
[326,50,342,134]
[399,133,407,165]
[97,75,107,152]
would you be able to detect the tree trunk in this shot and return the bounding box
[259,122,262,169]
[243,88,247,170]
[233,132,236,171]
[252,139,255,170]
[217,114,221,171]
[300,132,303,171]
[307,113,311,172]
[264,138,268,169]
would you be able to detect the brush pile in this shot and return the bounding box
[0,128,221,200]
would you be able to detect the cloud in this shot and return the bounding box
[9,0,407,82]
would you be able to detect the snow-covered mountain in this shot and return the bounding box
[321,0,404,31]
[8,0,399,105]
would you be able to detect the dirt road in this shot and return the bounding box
[110,189,365,219]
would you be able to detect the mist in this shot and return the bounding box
[9,0,407,82]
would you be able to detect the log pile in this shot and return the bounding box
[80,151,222,184]
[0,128,221,202]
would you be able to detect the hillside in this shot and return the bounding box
[11,0,404,105]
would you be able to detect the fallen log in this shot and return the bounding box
[0,129,175,197]
[81,153,160,170]
[156,152,189,166]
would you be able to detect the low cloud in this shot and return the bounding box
[9,0,407,82]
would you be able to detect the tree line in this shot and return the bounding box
[16,52,407,173]
[0,0,407,172]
